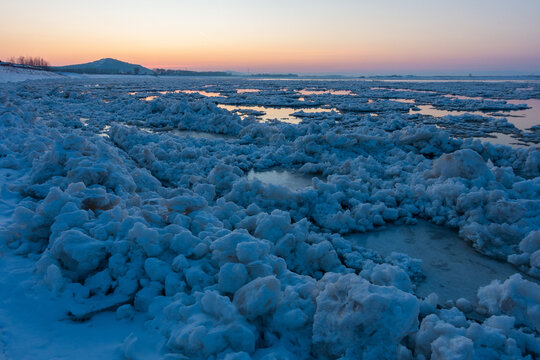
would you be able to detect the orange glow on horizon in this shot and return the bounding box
[1,0,539,74]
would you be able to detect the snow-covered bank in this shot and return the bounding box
[1,77,539,359]
[0,65,64,83]
[0,246,163,360]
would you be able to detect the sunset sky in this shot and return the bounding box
[1,0,539,75]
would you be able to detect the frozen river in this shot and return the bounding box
[1,75,539,359]
[349,220,538,302]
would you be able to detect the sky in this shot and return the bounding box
[1,0,539,75]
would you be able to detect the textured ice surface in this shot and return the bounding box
[0,75,539,359]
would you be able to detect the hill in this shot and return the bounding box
[52,58,155,75]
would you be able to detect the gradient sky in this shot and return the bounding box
[1,0,539,75]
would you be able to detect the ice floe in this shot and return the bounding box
[0,76,539,359]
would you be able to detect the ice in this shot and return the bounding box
[233,276,282,320]
[50,229,109,280]
[349,221,537,302]
[218,262,249,293]
[171,129,235,140]
[246,169,314,191]
[313,273,419,359]
[509,230,540,277]
[477,274,540,332]
[0,76,539,359]
[430,148,494,181]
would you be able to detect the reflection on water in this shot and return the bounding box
[237,89,260,93]
[247,169,315,191]
[476,133,529,149]
[297,89,353,95]
[411,105,536,148]
[371,87,437,94]
[410,99,539,148]
[179,90,222,97]
[445,94,484,101]
[136,90,223,100]
[410,105,496,118]
[127,86,538,148]
[393,98,415,104]
[218,104,337,124]
[349,220,534,302]
[502,99,540,131]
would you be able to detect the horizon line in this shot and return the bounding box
[4,57,539,77]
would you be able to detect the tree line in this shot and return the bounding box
[4,56,50,68]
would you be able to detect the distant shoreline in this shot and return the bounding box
[2,61,539,81]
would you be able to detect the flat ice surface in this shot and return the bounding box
[171,129,234,140]
[348,220,533,302]
[247,169,315,191]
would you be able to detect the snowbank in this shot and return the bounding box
[0,65,63,83]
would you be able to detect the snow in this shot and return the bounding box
[54,58,155,76]
[0,244,163,360]
[312,273,419,359]
[0,75,539,359]
[477,274,540,332]
[0,65,63,83]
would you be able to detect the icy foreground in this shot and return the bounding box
[0,77,540,359]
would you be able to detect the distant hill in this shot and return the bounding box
[50,58,301,77]
[52,58,155,75]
